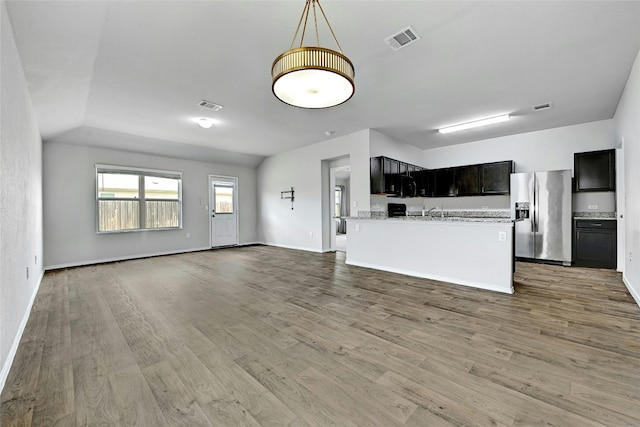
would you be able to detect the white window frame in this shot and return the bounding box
[96,164,183,234]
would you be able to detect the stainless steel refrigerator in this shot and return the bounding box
[510,170,572,265]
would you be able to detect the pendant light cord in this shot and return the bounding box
[289,0,344,53]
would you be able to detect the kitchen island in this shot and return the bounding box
[346,215,515,293]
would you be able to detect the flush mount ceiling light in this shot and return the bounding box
[438,114,511,134]
[195,117,215,129]
[272,0,355,109]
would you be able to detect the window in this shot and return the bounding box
[96,165,182,233]
[335,186,342,217]
[214,184,234,214]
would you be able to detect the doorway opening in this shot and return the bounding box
[209,175,239,248]
[334,168,351,252]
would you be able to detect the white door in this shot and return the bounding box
[210,176,238,247]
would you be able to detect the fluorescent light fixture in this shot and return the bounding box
[438,114,511,134]
[195,117,215,129]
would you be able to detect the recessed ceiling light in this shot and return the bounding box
[195,117,215,129]
[438,114,511,134]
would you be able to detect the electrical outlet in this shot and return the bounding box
[186,233,191,238]
[204,205,208,211]
[588,205,598,210]
[498,231,507,242]
[352,200,357,208]
[355,224,360,232]
[309,231,313,237]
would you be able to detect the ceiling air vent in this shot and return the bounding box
[385,26,421,51]
[533,103,552,111]
[198,100,223,111]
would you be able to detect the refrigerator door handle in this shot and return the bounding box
[531,209,535,232]
[533,179,540,233]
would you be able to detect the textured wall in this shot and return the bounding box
[43,141,259,268]
[0,1,44,390]
[257,129,371,252]
[614,49,640,305]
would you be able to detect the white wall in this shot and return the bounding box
[423,120,617,212]
[614,49,640,305]
[0,0,44,391]
[43,141,258,268]
[258,129,370,252]
[370,129,425,166]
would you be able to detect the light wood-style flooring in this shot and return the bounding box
[1,245,639,426]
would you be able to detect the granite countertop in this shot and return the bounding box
[573,211,617,220]
[352,209,513,224]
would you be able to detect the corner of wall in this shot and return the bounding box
[0,271,43,394]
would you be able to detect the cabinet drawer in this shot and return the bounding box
[575,219,616,230]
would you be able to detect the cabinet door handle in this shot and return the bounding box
[591,223,602,227]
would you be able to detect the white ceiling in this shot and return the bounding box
[6,1,640,167]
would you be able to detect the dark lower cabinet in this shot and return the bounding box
[574,219,616,269]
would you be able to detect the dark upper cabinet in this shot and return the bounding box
[371,156,513,197]
[574,149,615,192]
[413,169,434,197]
[370,156,418,195]
[456,165,481,196]
[434,168,457,197]
[370,157,384,194]
[383,157,400,194]
[370,156,399,194]
[481,161,514,195]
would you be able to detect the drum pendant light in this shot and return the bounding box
[272,0,355,109]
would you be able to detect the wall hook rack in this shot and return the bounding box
[281,187,295,210]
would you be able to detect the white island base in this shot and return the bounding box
[346,218,515,294]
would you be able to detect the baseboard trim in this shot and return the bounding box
[0,269,44,395]
[345,259,514,294]
[622,274,640,308]
[44,247,211,271]
[263,243,323,253]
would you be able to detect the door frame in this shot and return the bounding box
[208,174,239,248]
[323,157,350,252]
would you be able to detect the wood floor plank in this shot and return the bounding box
[108,365,167,426]
[376,369,508,426]
[235,353,358,427]
[141,360,213,426]
[294,367,408,427]
[195,343,298,426]
[72,354,122,426]
[2,247,639,426]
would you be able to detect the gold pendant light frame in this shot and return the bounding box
[272,0,355,109]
